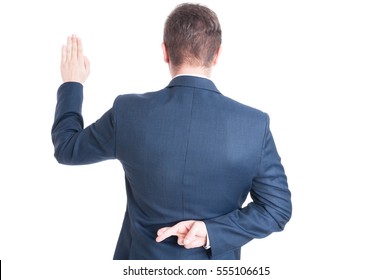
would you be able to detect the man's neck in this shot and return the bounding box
[170,64,212,79]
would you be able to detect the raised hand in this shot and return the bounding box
[61,34,90,83]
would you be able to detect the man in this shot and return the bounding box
[52,3,292,260]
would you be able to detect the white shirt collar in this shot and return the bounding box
[173,73,211,80]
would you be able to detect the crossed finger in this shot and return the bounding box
[156,224,185,243]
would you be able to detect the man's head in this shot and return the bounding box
[163,3,222,75]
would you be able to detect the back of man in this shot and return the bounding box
[52,3,292,260]
[112,74,286,259]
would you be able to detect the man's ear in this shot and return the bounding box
[162,42,169,63]
[212,45,222,66]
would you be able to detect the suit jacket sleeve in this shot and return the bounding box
[204,114,292,258]
[51,82,116,164]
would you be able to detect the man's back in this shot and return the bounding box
[109,76,288,259]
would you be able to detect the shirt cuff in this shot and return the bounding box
[203,233,211,250]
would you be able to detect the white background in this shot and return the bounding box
[1,0,391,279]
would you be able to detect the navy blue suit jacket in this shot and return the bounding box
[52,76,292,260]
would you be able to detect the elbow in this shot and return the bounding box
[278,209,292,231]
[53,150,71,165]
[52,134,77,165]
[274,200,292,231]
[53,144,77,165]
[260,196,292,232]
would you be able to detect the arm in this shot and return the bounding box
[204,116,292,257]
[51,35,116,164]
[156,116,292,257]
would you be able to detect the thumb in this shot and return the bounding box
[84,56,90,73]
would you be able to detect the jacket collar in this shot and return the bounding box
[167,75,221,95]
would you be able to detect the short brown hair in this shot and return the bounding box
[163,3,222,69]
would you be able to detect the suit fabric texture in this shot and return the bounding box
[52,75,292,260]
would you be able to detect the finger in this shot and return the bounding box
[61,45,67,65]
[71,35,77,60]
[184,238,206,249]
[176,236,185,246]
[156,227,170,238]
[77,37,83,60]
[156,225,180,242]
[66,36,72,62]
[183,222,203,245]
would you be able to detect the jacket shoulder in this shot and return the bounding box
[113,89,166,109]
[220,94,269,121]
